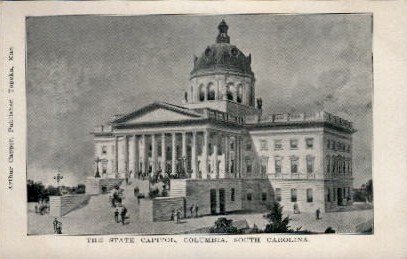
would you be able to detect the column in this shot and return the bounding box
[133,135,139,176]
[213,132,219,179]
[191,132,197,179]
[142,134,147,175]
[171,133,177,175]
[114,136,119,178]
[202,130,208,179]
[182,132,187,176]
[151,134,157,175]
[222,135,229,178]
[124,135,129,176]
[161,133,166,173]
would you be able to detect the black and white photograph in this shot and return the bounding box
[26,14,374,235]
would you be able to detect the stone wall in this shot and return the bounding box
[49,194,90,217]
[271,179,326,213]
[184,179,243,216]
[241,179,274,212]
[152,197,185,222]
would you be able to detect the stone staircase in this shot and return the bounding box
[169,179,187,197]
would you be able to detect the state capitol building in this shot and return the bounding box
[89,20,355,219]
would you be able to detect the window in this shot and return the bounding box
[333,188,336,201]
[199,84,205,101]
[327,188,331,202]
[247,193,252,201]
[246,142,252,151]
[260,139,268,150]
[290,157,299,173]
[236,84,243,103]
[326,156,331,174]
[347,145,351,153]
[262,192,267,201]
[101,145,107,154]
[207,83,216,100]
[274,139,283,150]
[306,156,314,173]
[327,140,330,149]
[332,141,336,150]
[231,188,235,201]
[307,188,313,202]
[306,138,314,149]
[246,163,252,174]
[290,139,298,149]
[230,141,234,150]
[291,189,297,202]
[275,188,282,202]
[261,156,268,175]
[275,158,282,174]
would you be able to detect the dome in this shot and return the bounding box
[190,20,254,77]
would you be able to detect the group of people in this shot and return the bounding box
[53,218,62,234]
[34,199,50,215]
[170,208,183,223]
[114,205,128,225]
[188,204,199,218]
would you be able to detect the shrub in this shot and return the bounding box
[264,202,292,233]
[209,217,242,234]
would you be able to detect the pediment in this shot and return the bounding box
[113,102,202,124]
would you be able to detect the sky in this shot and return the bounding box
[26,14,372,187]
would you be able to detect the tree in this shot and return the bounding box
[209,217,241,234]
[264,202,291,233]
[365,179,373,202]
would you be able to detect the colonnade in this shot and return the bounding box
[110,130,244,180]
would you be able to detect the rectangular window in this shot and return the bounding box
[290,139,298,149]
[262,192,267,201]
[306,156,314,173]
[275,158,282,174]
[231,188,235,202]
[275,188,282,202]
[261,156,268,175]
[291,158,299,173]
[246,142,252,151]
[274,139,283,150]
[332,141,336,150]
[291,189,297,202]
[101,145,107,154]
[247,193,252,201]
[306,138,314,149]
[246,163,252,175]
[307,188,313,203]
[327,140,330,149]
[327,188,331,202]
[260,139,268,150]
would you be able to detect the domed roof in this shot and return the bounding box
[191,20,254,77]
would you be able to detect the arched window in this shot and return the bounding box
[226,83,235,101]
[199,84,205,102]
[236,84,243,103]
[207,83,216,100]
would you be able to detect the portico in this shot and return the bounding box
[104,126,244,180]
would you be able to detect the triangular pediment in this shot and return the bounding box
[112,102,202,124]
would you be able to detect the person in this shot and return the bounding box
[35,204,38,214]
[125,172,129,185]
[189,204,194,218]
[56,221,62,234]
[293,203,300,214]
[195,204,199,218]
[170,209,175,221]
[53,218,59,233]
[174,209,178,223]
[121,206,127,225]
[316,208,321,220]
[114,208,119,223]
[176,209,181,224]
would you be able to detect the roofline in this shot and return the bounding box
[245,121,357,134]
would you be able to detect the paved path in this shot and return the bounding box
[28,182,373,235]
